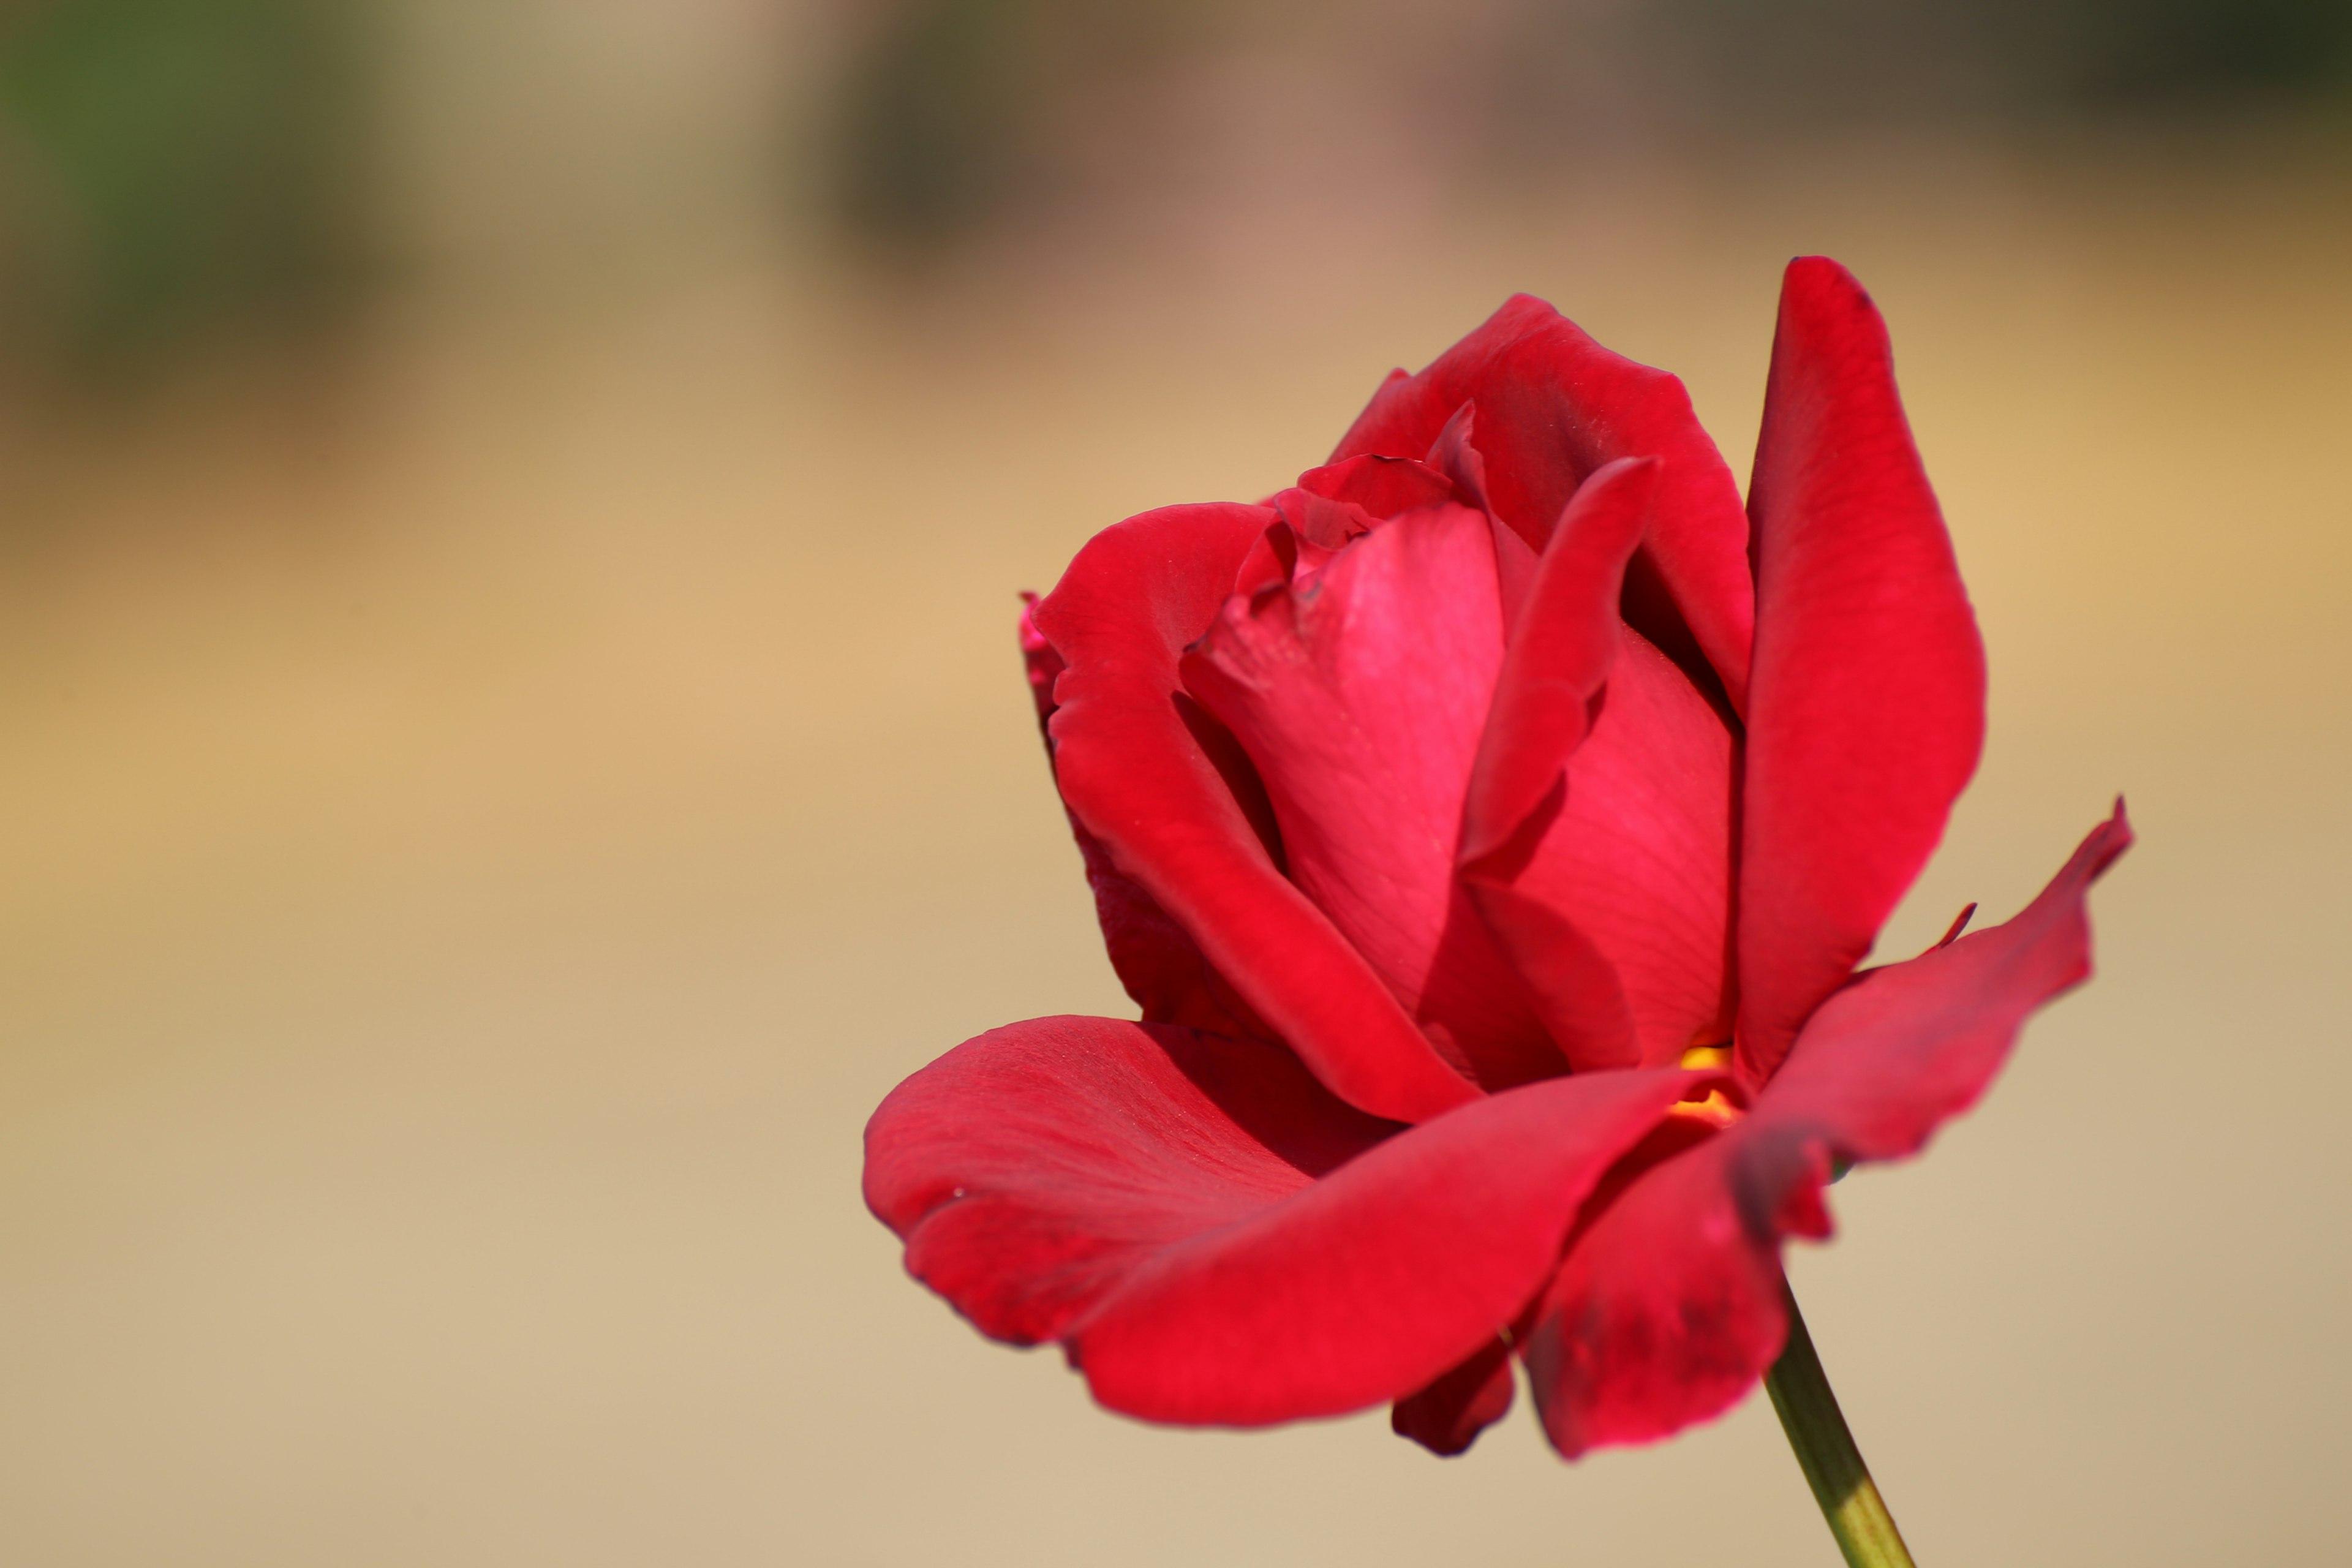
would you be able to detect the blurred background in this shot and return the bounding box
[1,2,2347,1564]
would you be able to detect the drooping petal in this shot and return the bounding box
[1522,807,2130,1457]
[1035,503,1479,1124]
[1736,257,1988,1084]
[1391,1335,1515,1457]
[1022,596,1265,1039]
[865,1015,1702,1426]
[1183,502,1565,1088]
[1520,1125,1796,1458]
[1331,296,1754,710]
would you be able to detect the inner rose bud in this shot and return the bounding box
[1183,424,1735,1093]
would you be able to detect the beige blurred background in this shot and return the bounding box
[0,2,2347,1564]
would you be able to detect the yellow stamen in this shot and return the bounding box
[1670,1043,1741,1130]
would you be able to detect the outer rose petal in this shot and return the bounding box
[865,1016,1703,1425]
[1736,257,1988,1084]
[1521,1127,1795,1459]
[1035,503,1479,1123]
[1525,807,2130,1457]
[1021,597,1264,1039]
[1185,502,1563,1088]
[1751,801,2132,1165]
[1331,296,1754,710]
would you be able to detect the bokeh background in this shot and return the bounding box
[1,2,2348,1564]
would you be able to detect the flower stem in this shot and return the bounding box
[1764,1283,1918,1568]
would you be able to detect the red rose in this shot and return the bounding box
[864,257,2128,1460]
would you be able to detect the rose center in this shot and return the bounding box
[1670,1043,1743,1130]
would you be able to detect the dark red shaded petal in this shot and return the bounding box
[1035,504,1479,1123]
[1331,295,1754,710]
[1523,807,2130,1457]
[865,1014,1702,1426]
[1269,489,1381,556]
[1183,503,1563,1088]
[1459,881,1638,1076]
[1022,597,1264,1038]
[1521,1127,1796,1458]
[1736,257,1988,1085]
[1424,402,1494,513]
[1392,1335,1515,1457]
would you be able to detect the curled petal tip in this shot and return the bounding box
[2084,799,2136,876]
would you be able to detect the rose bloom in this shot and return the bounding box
[864,258,2128,1458]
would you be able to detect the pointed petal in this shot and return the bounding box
[1736,257,1987,1083]
[1035,504,1479,1123]
[1184,503,1564,1088]
[866,1015,1701,1427]
[1524,809,2129,1457]
[1332,295,1754,711]
[1751,801,2133,1161]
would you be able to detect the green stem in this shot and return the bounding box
[1763,1282,1918,1568]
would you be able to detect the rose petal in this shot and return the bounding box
[1750,800,2132,1162]
[1458,458,1656,872]
[1457,458,1652,1070]
[1036,503,1479,1123]
[1458,455,1736,1069]
[865,1014,1702,1425]
[1295,451,1459,520]
[1022,596,1265,1039]
[1183,502,1564,1088]
[1520,1126,1796,1459]
[1736,257,1988,1084]
[1523,807,2130,1457]
[1330,295,1754,711]
[1391,1335,1515,1457]
[1510,631,1740,1066]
